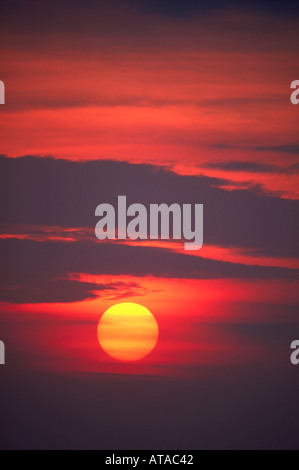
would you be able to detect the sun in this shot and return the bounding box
[97,303,159,362]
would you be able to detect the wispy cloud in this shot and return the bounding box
[202,160,299,174]
[212,143,299,156]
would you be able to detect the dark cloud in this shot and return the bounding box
[0,0,297,63]
[0,278,99,304]
[1,1,298,55]
[130,0,299,17]
[202,160,299,174]
[253,145,299,155]
[0,238,297,303]
[0,155,298,303]
[1,0,299,29]
[0,156,298,258]
[0,271,145,304]
[213,143,299,156]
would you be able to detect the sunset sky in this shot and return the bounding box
[0,0,298,450]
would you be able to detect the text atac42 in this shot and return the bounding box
[105,454,194,467]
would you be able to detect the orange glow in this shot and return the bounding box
[1,275,298,376]
[97,302,159,362]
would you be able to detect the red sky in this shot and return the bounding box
[1,5,298,197]
[1,1,299,451]
[0,0,298,379]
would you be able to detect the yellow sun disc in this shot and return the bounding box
[97,303,159,362]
